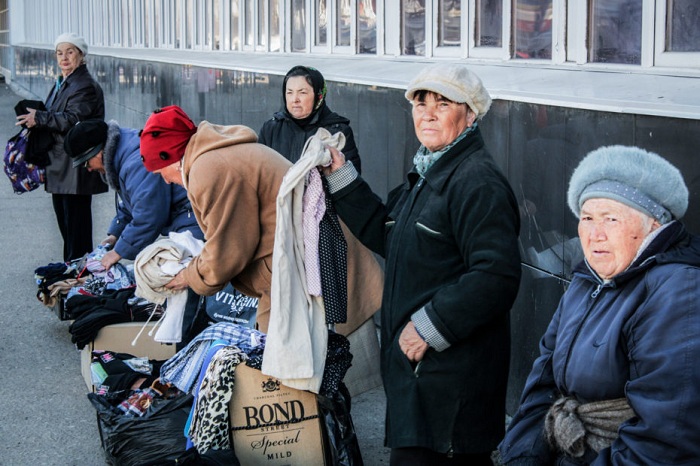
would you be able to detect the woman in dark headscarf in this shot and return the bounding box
[258,65,362,173]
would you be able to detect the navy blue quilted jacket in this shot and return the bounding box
[499,221,700,465]
[103,123,203,260]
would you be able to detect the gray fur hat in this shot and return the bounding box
[567,145,688,223]
[405,63,492,119]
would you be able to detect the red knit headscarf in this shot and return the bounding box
[140,105,197,172]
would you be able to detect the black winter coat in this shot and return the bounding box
[258,104,362,173]
[34,64,107,195]
[332,128,522,453]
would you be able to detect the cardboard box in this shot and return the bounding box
[229,364,326,465]
[80,322,177,391]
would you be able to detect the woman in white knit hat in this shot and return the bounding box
[16,32,107,261]
[497,146,700,464]
[323,63,522,464]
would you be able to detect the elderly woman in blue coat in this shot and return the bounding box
[497,146,700,465]
[64,119,205,346]
[64,119,204,269]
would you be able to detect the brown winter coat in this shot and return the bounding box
[181,122,290,332]
[181,121,383,334]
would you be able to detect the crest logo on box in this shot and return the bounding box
[262,377,281,393]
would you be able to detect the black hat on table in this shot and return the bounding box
[65,119,108,168]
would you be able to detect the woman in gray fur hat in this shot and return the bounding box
[497,145,700,465]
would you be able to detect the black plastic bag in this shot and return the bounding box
[318,383,364,466]
[88,392,193,466]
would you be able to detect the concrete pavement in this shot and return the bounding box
[0,80,389,465]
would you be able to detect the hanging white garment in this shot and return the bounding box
[133,230,204,344]
[261,128,346,393]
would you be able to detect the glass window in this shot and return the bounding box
[358,0,376,53]
[174,0,182,48]
[316,0,328,46]
[270,0,280,51]
[514,0,552,59]
[245,0,253,46]
[151,0,160,47]
[589,0,642,64]
[337,0,351,47]
[475,0,502,47]
[185,0,193,48]
[666,0,700,52]
[112,0,122,45]
[210,0,220,50]
[438,0,461,47]
[291,0,306,51]
[402,0,425,55]
[230,0,240,50]
[257,0,267,47]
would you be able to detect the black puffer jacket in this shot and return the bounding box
[34,64,107,195]
[258,105,362,174]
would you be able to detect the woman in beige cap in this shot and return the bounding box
[16,32,106,261]
[323,63,522,464]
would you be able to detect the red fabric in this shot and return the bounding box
[140,105,196,172]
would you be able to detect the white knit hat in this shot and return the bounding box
[54,32,88,56]
[405,63,492,119]
[567,145,688,223]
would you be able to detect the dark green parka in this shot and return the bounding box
[331,128,521,454]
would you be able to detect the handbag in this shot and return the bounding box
[3,128,46,194]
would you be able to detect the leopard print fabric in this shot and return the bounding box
[189,346,245,453]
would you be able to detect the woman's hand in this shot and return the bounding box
[165,269,189,291]
[101,235,118,247]
[322,146,346,176]
[16,108,37,128]
[100,250,122,270]
[399,321,429,362]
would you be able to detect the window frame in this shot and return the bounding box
[432,0,465,58]
[467,0,510,60]
[310,0,330,53]
[653,0,700,68]
[332,0,354,55]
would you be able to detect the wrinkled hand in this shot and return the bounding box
[101,235,118,248]
[165,269,189,291]
[16,108,37,128]
[399,321,429,362]
[321,146,346,176]
[100,250,122,270]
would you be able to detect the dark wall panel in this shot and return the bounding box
[14,47,700,413]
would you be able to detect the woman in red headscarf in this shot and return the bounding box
[139,105,291,333]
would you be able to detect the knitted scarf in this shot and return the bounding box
[413,123,477,176]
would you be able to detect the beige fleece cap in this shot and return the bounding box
[54,32,88,56]
[405,63,492,119]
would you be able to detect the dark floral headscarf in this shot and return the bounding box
[282,65,328,125]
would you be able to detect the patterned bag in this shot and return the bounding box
[3,128,45,194]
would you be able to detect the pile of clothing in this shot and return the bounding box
[67,288,163,349]
[34,261,84,307]
[88,351,193,466]
[88,349,171,397]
